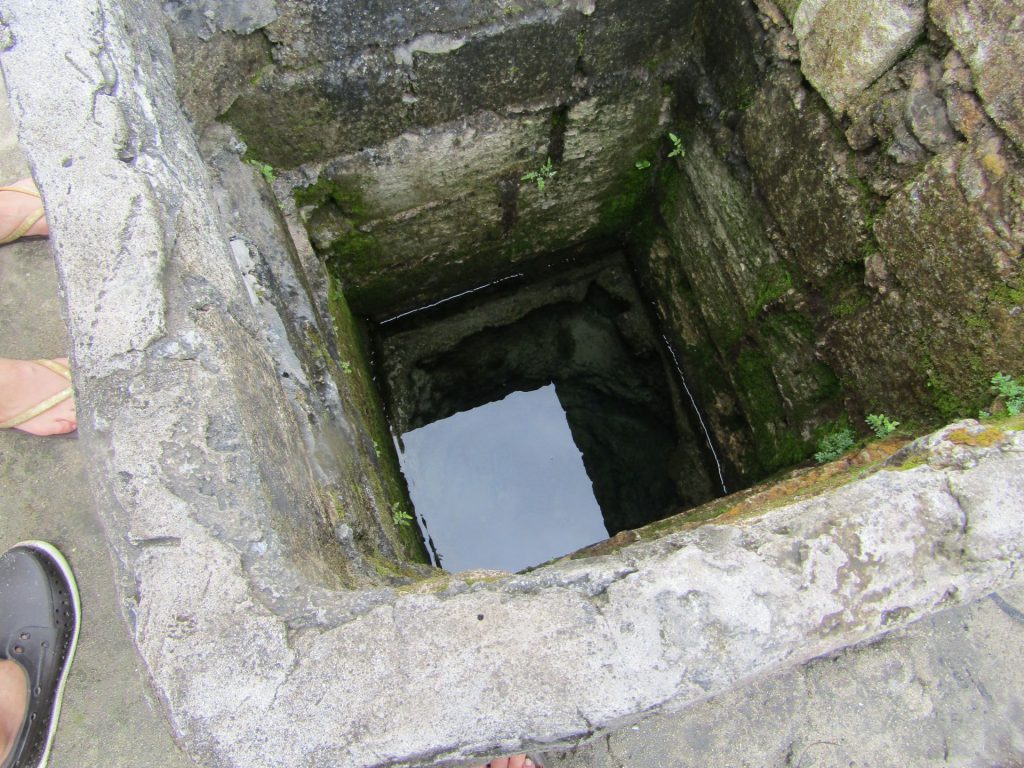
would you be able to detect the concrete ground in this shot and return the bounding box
[549,586,1024,768]
[0,80,195,768]
[2,77,1023,768]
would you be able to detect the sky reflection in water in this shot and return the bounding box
[398,384,609,573]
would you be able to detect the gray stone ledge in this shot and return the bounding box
[2,2,1023,767]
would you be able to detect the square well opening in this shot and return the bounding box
[372,251,727,572]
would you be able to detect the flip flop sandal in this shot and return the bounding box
[0,361,73,432]
[485,757,544,768]
[0,541,81,768]
[0,185,45,245]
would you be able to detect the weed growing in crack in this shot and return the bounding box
[391,501,414,528]
[667,132,685,159]
[522,158,556,191]
[991,372,1024,416]
[865,413,899,438]
[815,428,855,464]
[246,158,276,183]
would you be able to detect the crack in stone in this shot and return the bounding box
[603,734,625,768]
[942,473,971,539]
[989,592,1024,625]
[127,536,183,549]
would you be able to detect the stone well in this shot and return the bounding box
[1,0,1022,765]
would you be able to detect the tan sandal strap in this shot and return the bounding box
[0,360,74,429]
[0,185,41,198]
[33,359,72,380]
[0,207,45,245]
[0,386,73,429]
[0,184,45,244]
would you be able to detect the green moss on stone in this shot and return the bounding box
[597,162,654,238]
[295,177,370,217]
[989,280,1024,309]
[329,230,382,273]
[327,279,431,565]
[924,366,972,421]
[750,264,792,318]
[733,347,813,473]
[945,426,1004,448]
[832,294,871,318]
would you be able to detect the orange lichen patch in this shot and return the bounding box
[945,426,1004,447]
[557,422,1024,565]
[981,152,1008,179]
[570,530,640,559]
[565,436,913,564]
[715,436,909,522]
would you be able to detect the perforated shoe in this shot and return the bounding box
[0,541,80,768]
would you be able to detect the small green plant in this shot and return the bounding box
[521,158,556,191]
[814,428,855,464]
[246,158,276,184]
[635,159,652,170]
[373,440,382,460]
[339,360,353,374]
[978,409,992,419]
[391,502,414,528]
[865,413,899,439]
[667,132,685,159]
[991,372,1024,416]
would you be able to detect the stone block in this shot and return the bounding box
[297,84,666,319]
[793,0,926,114]
[170,29,272,128]
[582,0,701,74]
[739,65,870,282]
[222,55,411,168]
[827,131,1024,419]
[266,0,562,68]
[930,0,1024,153]
[844,48,955,196]
[660,130,780,348]
[411,17,579,126]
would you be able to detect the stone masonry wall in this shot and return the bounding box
[169,0,705,319]
[3,1,1024,766]
[742,0,1023,421]
[636,0,1023,483]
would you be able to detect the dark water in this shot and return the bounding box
[377,254,723,573]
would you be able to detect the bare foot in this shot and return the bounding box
[473,756,538,768]
[0,358,76,436]
[0,177,49,243]
[0,659,29,764]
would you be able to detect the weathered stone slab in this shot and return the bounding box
[793,0,926,114]
[410,17,579,126]
[826,129,1024,420]
[646,128,840,479]
[289,85,666,319]
[739,65,870,282]
[553,583,1024,767]
[930,0,1024,153]
[193,0,703,168]
[5,2,1024,768]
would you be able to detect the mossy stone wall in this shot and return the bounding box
[167,0,1024,564]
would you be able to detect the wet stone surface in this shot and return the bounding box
[374,252,723,572]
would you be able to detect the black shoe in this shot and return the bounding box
[0,541,80,768]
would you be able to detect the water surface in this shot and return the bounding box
[398,385,608,573]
